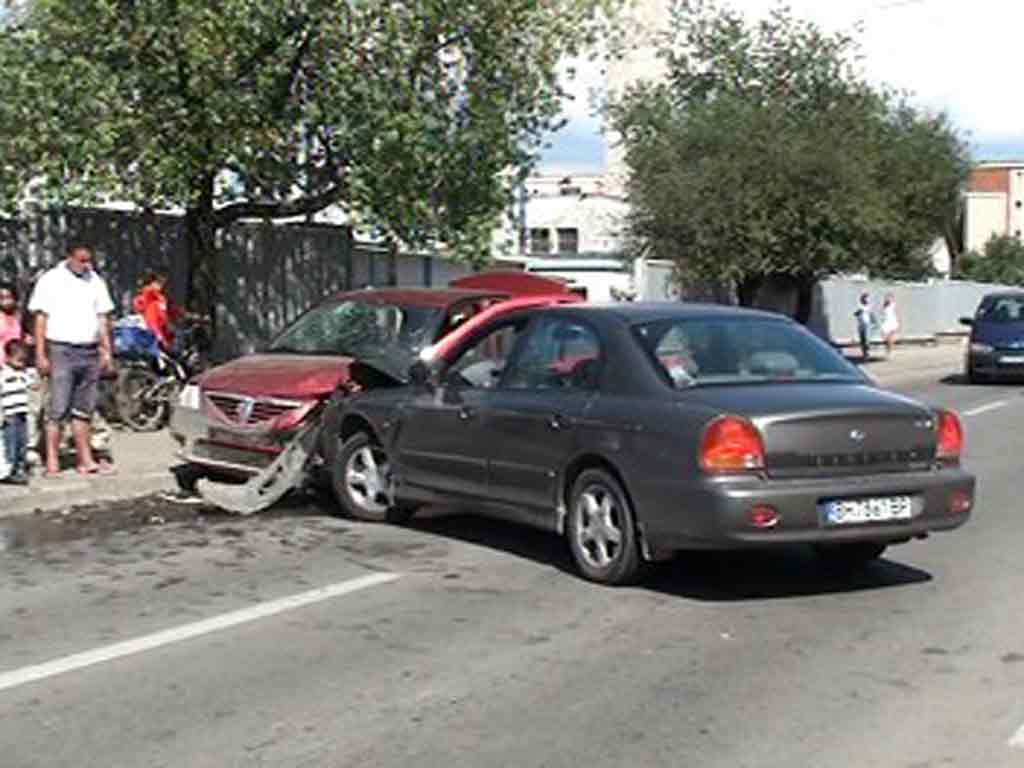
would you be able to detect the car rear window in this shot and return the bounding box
[633,317,863,388]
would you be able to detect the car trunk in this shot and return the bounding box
[689,383,938,478]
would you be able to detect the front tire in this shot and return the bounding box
[567,469,641,585]
[116,365,166,431]
[332,433,415,523]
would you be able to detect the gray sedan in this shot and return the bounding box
[325,303,975,585]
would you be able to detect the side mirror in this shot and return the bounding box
[408,360,432,389]
[959,317,974,327]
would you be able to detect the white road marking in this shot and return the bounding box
[963,400,1009,417]
[0,571,399,693]
[1008,721,1024,750]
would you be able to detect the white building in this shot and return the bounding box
[492,173,639,301]
[604,0,670,188]
[964,162,1024,254]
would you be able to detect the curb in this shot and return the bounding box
[0,471,176,521]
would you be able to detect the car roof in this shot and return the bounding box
[429,293,584,361]
[552,301,790,324]
[331,287,504,309]
[981,291,1024,300]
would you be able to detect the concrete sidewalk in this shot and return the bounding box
[844,338,964,387]
[1,430,178,520]
[0,341,967,521]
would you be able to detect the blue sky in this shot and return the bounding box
[539,0,1024,175]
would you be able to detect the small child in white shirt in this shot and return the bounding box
[1,339,31,484]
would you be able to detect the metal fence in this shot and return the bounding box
[0,207,472,359]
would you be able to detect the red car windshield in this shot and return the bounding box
[268,300,440,363]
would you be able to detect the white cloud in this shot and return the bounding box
[544,0,1024,170]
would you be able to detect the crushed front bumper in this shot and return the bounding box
[169,402,279,477]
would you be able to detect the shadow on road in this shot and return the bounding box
[940,373,1024,388]
[642,548,931,601]
[407,511,932,601]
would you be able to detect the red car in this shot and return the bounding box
[169,272,579,490]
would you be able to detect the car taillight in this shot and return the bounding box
[936,409,963,462]
[700,415,765,473]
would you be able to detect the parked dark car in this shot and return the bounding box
[330,303,975,585]
[960,291,1024,383]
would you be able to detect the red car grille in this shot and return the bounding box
[205,392,303,427]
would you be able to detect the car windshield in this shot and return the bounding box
[978,296,1024,323]
[268,299,440,371]
[633,317,863,387]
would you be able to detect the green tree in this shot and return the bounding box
[955,235,1024,285]
[607,0,970,322]
[0,0,616,321]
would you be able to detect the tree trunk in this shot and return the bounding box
[735,275,763,307]
[793,276,816,325]
[184,174,219,338]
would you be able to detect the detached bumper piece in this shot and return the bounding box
[196,419,324,515]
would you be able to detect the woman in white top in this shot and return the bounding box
[880,293,899,358]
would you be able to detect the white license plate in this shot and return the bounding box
[822,496,914,525]
[1001,355,1024,364]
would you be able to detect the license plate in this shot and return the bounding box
[208,427,275,451]
[1001,355,1024,364]
[822,496,914,525]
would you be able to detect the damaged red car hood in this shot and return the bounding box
[199,354,352,399]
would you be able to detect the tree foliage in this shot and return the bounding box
[607,0,970,320]
[955,235,1024,285]
[0,0,616,317]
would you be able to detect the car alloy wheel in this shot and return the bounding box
[332,432,415,523]
[567,469,641,586]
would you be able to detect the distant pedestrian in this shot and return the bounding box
[0,281,23,367]
[880,293,899,358]
[28,243,117,477]
[1,339,31,485]
[854,292,874,361]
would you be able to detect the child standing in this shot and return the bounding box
[2,339,31,485]
[132,271,183,351]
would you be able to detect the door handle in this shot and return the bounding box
[458,406,476,421]
[548,413,565,431]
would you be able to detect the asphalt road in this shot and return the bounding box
[2,372,1024,768]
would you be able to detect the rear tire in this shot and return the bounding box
[332,432,415,523]
[814,541,888,571]
[567,469,642,586]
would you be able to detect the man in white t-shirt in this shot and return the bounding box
[28,243,116,477]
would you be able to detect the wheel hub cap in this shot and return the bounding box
[574,485,623,568]
[345,446,390,514]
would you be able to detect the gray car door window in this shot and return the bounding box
[488,317,602,511]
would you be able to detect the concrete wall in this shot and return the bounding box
[808,278,1016,346]
[631,260,1011,347]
